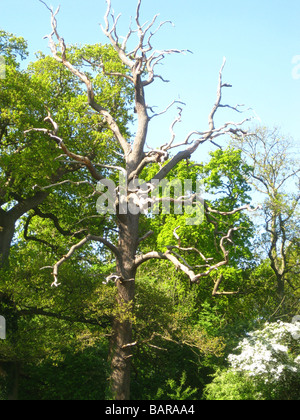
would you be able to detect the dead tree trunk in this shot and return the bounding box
[109,287,135,400]
[109,214,139,400]
[38,0,254,400]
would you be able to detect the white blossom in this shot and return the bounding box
[227,321,300,384]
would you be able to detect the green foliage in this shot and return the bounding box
[155,372,198,400]
[1,40,133,205]
[19,344,110,400]
[0,30,28,65]
[139,148,255,272]
[204,370,262,400]
[198,147,252,204]
[0,241,116,399]
[205,363,300,401]
[129,265,225,400]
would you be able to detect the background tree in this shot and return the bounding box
[233,127,300,314]
[0,29,132,398]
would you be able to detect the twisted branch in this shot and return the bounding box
[39,0,131,156]
[135,205,261,295]
[25,111,104,181]
[43,234,120,287]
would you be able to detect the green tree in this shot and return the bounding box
[0,30,28,65]
[0,35,132,267]
[0,28,132,398]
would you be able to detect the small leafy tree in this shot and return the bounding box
[155,372,198,400]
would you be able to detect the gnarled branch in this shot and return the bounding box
[39,1,131,156]
[25,111,104,181]
[135,205,260,294]
[44,234,120,287]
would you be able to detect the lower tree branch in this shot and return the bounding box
[135,204,260,294]
[19,306,112,328]
[46,234,120,287]
[212,274,239,296]
[25,113,104,181]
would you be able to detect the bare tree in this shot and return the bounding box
[30,0,257,399]
[234,127,300,304]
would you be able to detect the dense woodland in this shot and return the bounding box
[0,1,299,401]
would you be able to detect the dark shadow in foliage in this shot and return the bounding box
[18,343,110,400]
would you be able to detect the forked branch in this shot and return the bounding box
[25,111,104,181]
[44,234,120,287]
[135,205,261,295]
[150,59,252,183]
[39,0,131,156]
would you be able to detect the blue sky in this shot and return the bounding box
[1,0,300,159]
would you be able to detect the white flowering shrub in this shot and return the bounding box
[228,321,300,383]
[205,321,300,400]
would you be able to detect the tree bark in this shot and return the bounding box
[268,212,286,302]
[0,192,48,268]
[109,214,139,400]
[0,216,15,268]
[109,283,135,400]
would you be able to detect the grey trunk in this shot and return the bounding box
[109,214,139,400]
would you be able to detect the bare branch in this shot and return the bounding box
[135,250,167,267]
[100,0,193,167]
[146,20,174,52]
[212,274,239,296]
[149,101,185,121]
[149,60,252,183]
[167,245,213,264]
[82,56,134,83]
[208,57,230,131]
[40,1,131,156]
[135,225,234,282]
[127,155,158,182]
[101,0,134,69]
[48,234,120,287]
[138,230,154,244]
[172,226,181,246]
[33,179,96,193]
[135,200,260,294]
[167,107,184,146]
[206,203,263,216]
[25,112,104,181]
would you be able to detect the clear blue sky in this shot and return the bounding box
[1,0,300,158]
